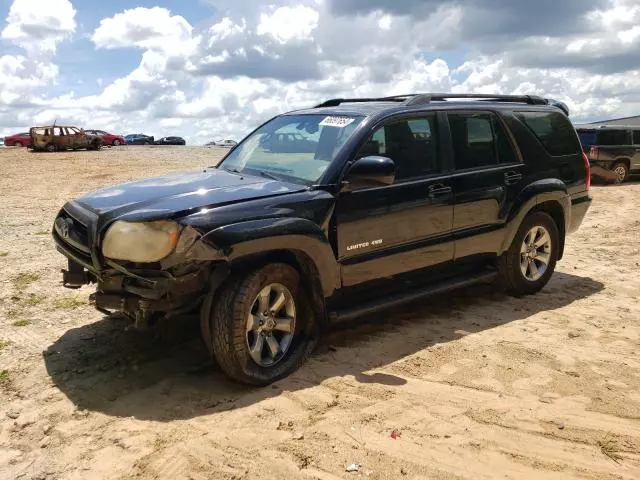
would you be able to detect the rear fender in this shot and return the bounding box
[499,180,570,255]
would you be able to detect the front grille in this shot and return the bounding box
[53,207,95,269]
[55,210,90,253]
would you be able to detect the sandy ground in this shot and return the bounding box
[0,145,639,480]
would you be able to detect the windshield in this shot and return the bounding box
[218,114,364,185]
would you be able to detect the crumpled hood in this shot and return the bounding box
[74,168,306,222]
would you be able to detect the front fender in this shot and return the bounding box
[499,180,570,255]
[194,218,340,297]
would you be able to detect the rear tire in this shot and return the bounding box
[14,141,22,148]
[206,263,318,386]
[611,162,628,184]
[498,212,559,296]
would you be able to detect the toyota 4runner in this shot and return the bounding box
[52,93,592,385]
[575,124,640,184]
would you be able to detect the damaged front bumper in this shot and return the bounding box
[53,203,228,328]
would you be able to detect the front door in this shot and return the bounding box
[445,111,523,262]
[335,113,455,291]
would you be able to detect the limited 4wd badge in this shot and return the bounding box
[346,239,383,251]
[319,116,355,128]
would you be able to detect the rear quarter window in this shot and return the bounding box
[516,111,580,156]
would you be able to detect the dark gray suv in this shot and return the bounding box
[576,125,640,184]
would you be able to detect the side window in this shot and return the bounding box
[634,130,640,145]
[517,111,581,155]
[448,113,497,169]
[596,129,631,146]
[356,115,439,181]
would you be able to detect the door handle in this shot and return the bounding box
[428,184,452,198]
[504,171,522,185]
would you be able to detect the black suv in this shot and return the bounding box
[576,125,640,184]
[52,93,592,385]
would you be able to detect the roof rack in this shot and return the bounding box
[314,93,549,109]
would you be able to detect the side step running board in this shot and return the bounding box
[330,270,497,323]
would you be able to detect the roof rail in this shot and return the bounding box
[314,93,549,108]
[313,95,412,108]
[312,93,570,114]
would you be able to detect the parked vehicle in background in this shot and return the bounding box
[124,134,155,145]
[206,139,237,147]
[52,93,591,385]
[85,130,126,146]
[576,125,640,184]
[3,132,32,147]
[30,125,102,152]
[155,136,186,146]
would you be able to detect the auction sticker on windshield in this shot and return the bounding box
[319,116,356,128]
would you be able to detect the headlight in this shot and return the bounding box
[102,220,180,263]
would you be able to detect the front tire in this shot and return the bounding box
[14,141,22,148]
[206,263,318,385]
[499,212,559,296]
[45,143,58,152]
[112,139,121,146]
[612,162,628,184]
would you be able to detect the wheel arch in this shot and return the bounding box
[500,181,570,259]
[612,157,631,169]
[228,249,330,330]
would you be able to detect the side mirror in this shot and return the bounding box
[343,155,396,190]
[342,156,396,191]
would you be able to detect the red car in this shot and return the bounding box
[85,129,126,146]
[3,132,32,147]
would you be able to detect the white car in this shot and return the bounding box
[207,139,237,147]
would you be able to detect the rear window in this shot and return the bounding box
[577,130,596,146]
[516,111,580,156]
[596,129,631,145]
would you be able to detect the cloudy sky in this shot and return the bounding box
[1,0,639,145]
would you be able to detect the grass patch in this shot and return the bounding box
[34,230,50,236]
[0,252,8,257]
[12,294,45,306]
[0,339,11,350]
[6,309,21,318]
[12,272,41,291]
[12,319,31,327]
[0,370,10,384]
[54,296,88,309]
[599,435,624,464]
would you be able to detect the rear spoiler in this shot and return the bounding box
[545,99,570,116]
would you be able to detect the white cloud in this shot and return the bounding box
[3,0,640,146]
[256,6,320,44]
[92,7,196,54]
[1,0,76,55]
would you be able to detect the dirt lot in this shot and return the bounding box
[1,146,639,480]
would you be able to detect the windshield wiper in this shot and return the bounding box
[256,169,280,181]
[222,166,242,174]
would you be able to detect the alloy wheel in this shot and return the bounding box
[246,283,296,367]
[613,165,627,184]
[520,226,552,282]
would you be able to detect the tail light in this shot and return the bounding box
[589,145,599,160]
[582,152,591,191]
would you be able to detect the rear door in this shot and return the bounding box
[335,112,455,289]
[446,111,523,262]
